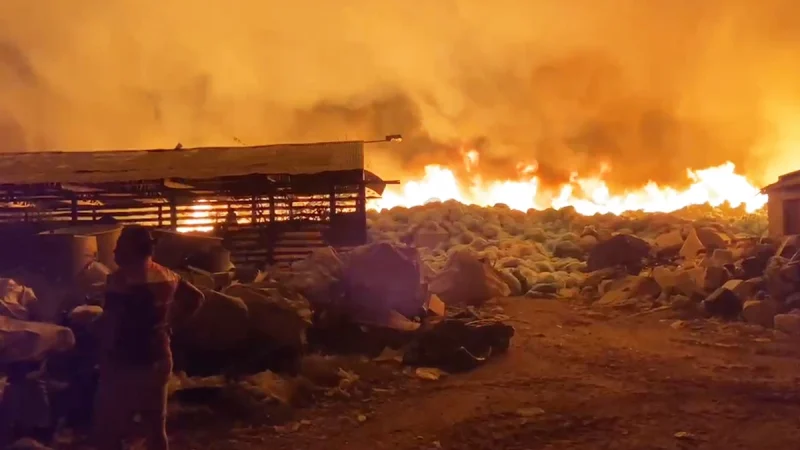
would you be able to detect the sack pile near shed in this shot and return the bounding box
[0,223,516,381]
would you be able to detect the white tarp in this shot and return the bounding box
[0,316,75,363]
[0,279,37,321]
[428,250,511,306]
[342,242,426,322]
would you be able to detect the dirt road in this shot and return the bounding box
[171,298,800,450]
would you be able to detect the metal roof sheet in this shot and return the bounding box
[0,141,365,185]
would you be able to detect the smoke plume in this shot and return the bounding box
[1,0,799,188]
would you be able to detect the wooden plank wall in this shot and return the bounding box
[0,190,368,268]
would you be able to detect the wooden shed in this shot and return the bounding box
[762,169,800,237]
[0,140,397,268]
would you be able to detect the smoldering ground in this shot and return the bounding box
[0,0,799,188]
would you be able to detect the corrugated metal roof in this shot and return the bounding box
[763,171,799,193]
[0,141,365,185]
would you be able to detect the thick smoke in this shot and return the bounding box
[1,0,799,188]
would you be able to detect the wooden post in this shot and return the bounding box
[356,173,367,244]
[267,192,276,265]
[328,184,336,221]
[169,195,178,231]
[268,193,276,223]
[71,197,78,225]
[251,195,257,226]
[356,181,366,215]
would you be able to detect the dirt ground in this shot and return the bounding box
[168,298,800,450]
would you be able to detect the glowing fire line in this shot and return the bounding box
[177,153,767,233]
[371,160,767,215]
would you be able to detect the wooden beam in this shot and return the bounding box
[61,183,103,193]
[163,179,196,189]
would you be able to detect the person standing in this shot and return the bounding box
[92,226,203,450]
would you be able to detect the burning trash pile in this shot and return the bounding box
[368,200,800,332]
[0,224,514,448]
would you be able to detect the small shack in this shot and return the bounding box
[762,169,800,237]
[0,140,396,268]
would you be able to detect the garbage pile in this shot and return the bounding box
[369,201,800,332]
[279,241,514,371]
[0,224,516,447]
[576,227,800,335]
[1,199,780,445]
[158,236,514,377]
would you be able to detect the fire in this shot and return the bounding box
[177,151,768,233]
[176,200,252,233]
[371,156,768,215]
[177,201,215,233]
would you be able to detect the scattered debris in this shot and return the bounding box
[414,367,445,381]
[515,407,545,418]
[373,347,404,363]
[674,431,697,440]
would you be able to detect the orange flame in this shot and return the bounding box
[370,155,767,215]
[177,152,767,233]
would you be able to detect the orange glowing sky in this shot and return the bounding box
[1,0,799,224]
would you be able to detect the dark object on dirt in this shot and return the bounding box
[404,316,515,372]
[741,255,770,279]
[702,286,743,319]
[587,234,651,273]
[307,310,412,358]
[172,339,302,379]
